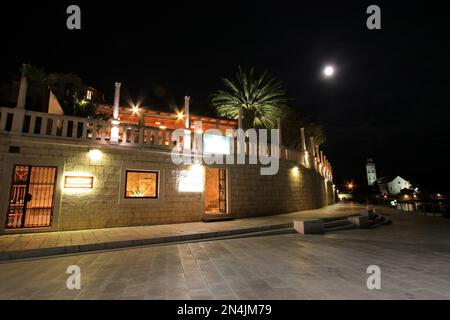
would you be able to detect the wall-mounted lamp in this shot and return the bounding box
[292,166,300,177]
[88,149,103,161]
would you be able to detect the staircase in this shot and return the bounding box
[323,216,357,232]
[322,212,392,233]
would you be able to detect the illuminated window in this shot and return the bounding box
[86,90,93,100]
[125,170,158,198]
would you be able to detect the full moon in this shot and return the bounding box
[323,65,335,77]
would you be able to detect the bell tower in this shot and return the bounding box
[366,158,377,186]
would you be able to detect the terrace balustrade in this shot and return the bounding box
[0,106,332,180]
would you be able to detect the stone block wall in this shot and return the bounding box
[0,135,334,233]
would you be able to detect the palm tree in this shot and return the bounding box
[211,67,287,129]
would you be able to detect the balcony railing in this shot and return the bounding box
[0,107,332,179]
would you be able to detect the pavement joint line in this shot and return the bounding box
[0,204,373,262]
[0,223,303,261]
[0,227,300,263]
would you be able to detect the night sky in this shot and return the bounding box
[1,1,450,191]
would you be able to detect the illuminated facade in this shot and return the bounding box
[0,75,334,234]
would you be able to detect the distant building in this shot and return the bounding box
[376,176,411,195]
[366,158,377,186]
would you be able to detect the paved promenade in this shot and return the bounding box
[0,203,365,260]
[0,204,449,299]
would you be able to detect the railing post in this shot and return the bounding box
[81,121,87,139]
[310,136,316,170]
[0,109,8,131]
[51,119,57,136]
[40,115,48,135]
[138,127,144,145]
[100,123,106,143]
[121,124,128,145]
[72,121,78,138]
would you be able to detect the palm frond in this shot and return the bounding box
[211,67,288,129]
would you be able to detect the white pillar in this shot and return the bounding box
[320,150,324,175]
[11,64,28,135]
[310,137,316,158]
[310,136,316,170]
[300,127,306,152]
[16,64,28,109]
[277,118,282,146]
[184,96,190,129]
[113,82,121,120]
[300,127,309,167]
[110,82,121,143]
[238,107,243,129]
[184,96,191,150]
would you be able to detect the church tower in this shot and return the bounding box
[366,158,377,186]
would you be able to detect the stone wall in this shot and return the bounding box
[227,162,334,218]
[0,135,334,233]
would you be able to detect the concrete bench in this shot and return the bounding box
[294,219,324,234]
[347,215,370,228]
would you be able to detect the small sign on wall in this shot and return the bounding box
[64,176,94,189]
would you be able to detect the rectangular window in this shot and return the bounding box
[125,170,158,198]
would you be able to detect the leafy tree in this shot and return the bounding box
[211,67,287,129]
[282,108,326,149]
[21,64,99,118]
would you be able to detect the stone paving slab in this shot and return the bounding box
[1,207,449,300]
[0,203,366,260]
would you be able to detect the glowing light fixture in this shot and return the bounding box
[88,149,103,161]
[64,176,94,189]
[132,105,140,114]
[292,166,300,177]
[159,125,167,130]
[177,112,184,120]
[178,164,204,193]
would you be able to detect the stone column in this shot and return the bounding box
[315,145,320,172]
[184,96,190,129]
[16,64,28,109]
[110,82,121,143]
[184,96,191,151]
[277,118,283,159]
[238,107,243,130]
[11,64,28,134]
[113,82,121,120]
[300,127,308,167]
[310,136,316,170]
[320,150,324,176]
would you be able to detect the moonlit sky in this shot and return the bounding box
[1,1,450,191]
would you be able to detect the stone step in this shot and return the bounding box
[324,219,353,229]
[325,223,358,232]
[202,214,235,222]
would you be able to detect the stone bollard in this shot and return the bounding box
[294,219,324,234]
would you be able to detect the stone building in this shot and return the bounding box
[0,70,334,234]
